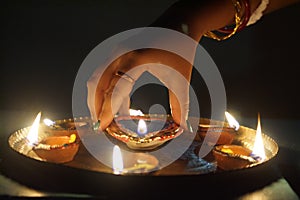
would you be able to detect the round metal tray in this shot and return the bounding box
[4,116,281,198]
[8,116,278,176]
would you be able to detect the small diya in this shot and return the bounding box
[198,125,236,145]
[105,114,184,150]
[122,154,159,174]
[198,112,240,145]
[42,118,88,137]
[32,134,79,163]
[212,145,259,170]
[113,145,159,174]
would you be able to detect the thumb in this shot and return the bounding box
[169,89,189,130]
[147,64,190,129]
[98,75,134,130]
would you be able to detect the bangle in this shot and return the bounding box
[203,0,249,41]
[247,0,269,26]
[218,0,250,33]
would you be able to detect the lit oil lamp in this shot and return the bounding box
[112,145,159,175]
[105,110,184,150]
[213,114,266,170]
[42,117,88,137]
[27,112,79,163]
[198,111,239,145]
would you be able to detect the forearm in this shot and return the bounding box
[151,0,260,41]
[151,0,299,41]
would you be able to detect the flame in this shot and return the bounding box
[43,118,55,126]
[27,112,41,145]
[225,111,240,131]
[137,119,147,136]
[129,109,144,116]
[252,113,266,160]
[113,145,124,174]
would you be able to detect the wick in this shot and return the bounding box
[250,153,263,162]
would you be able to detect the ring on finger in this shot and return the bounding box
[114,71,135,83]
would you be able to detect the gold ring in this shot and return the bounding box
[115,71,135,83]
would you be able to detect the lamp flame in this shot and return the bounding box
[129,109,144,116]
[137,119,147,136]
[113,145,124,174]
[43,118,55,126]
[252,113,266,161]
[27,112,41,145]
[225,111,240,131]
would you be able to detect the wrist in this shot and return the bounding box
[150,0,238,41]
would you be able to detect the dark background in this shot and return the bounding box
[1,0,299,121]
[0,0,300,198]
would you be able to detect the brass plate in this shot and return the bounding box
[8,116,278,176]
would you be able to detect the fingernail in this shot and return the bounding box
[92,120,100,131]
[186,119,193,132]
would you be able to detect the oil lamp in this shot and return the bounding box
[105,111,184,150]
[112,145,159,174]
[41,117,88,137]
[213,114,266,170]
[26,112,79,163]
[198,111,239,145]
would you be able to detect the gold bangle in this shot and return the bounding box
[203,0,243,41]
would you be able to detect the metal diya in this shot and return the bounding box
[8,117,278,175]
[105,114,184,150]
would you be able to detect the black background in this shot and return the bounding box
[1,0,299,120]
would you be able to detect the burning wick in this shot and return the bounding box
[250,113,266,161]
[113,145,124,175]
[43,118,62,129]
[225,111,240,131]
[27,112,42,146]
[43,118,55,126]
[129,109,144,116]
[137,119,147,136]
[112,145,158,174]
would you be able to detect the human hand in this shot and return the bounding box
[87,47,195,130]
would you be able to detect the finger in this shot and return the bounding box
[87,66,116,122]
[118,96,131,116]
[147,63,191,129]
[168,74,191,129]
[169,89,189,129]
[87,55,127,122]
[99,67,146,130]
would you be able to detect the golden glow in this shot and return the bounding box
[43,118,55,126]
[68,134,76,143]
[129,109,144,116]
[123,163,155,173]
[221,148,234,154]
[225,111,240,131]
[252,114,266,160]
[113,145,123,174]
[137,119,147,135]
[27,112,41,145]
